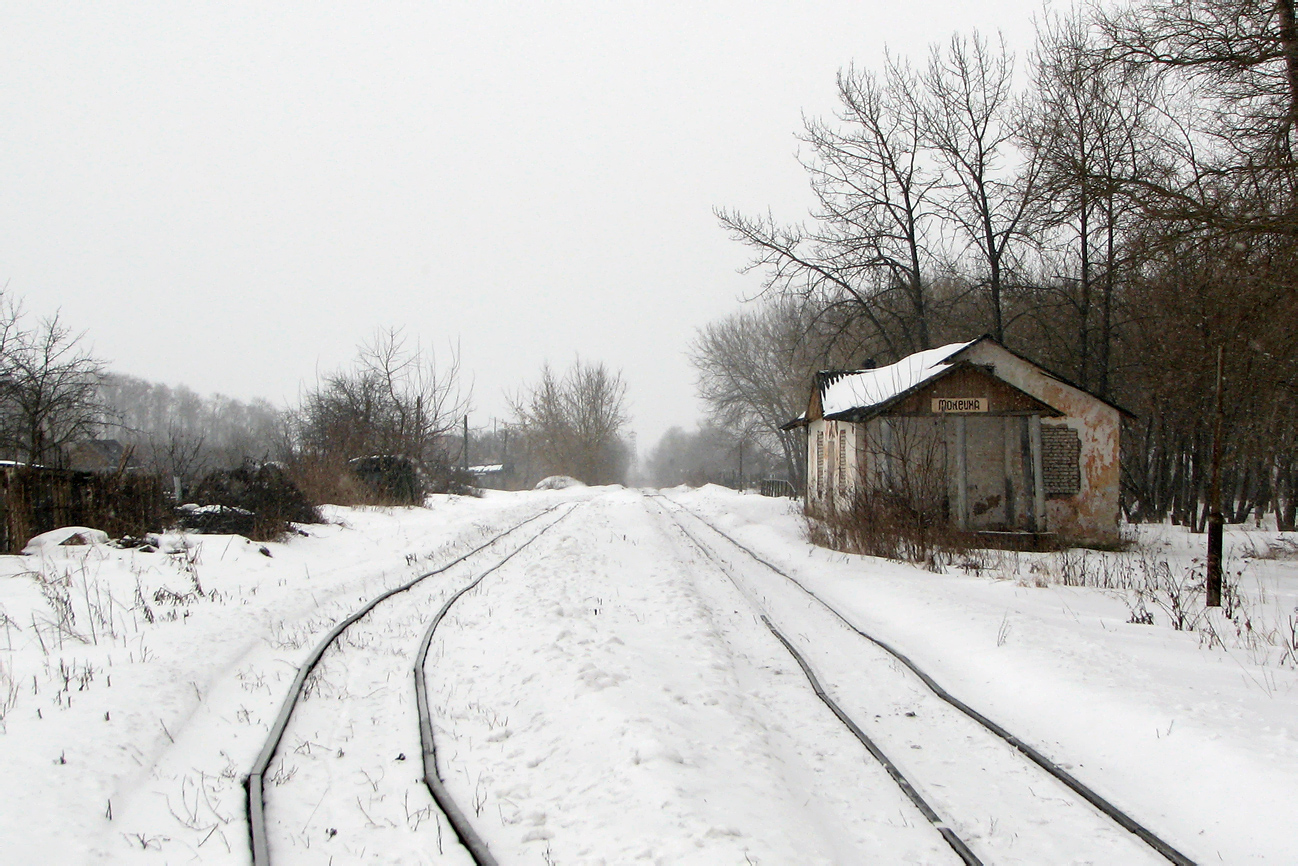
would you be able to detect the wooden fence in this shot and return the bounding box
[0,464,169,554]
[759,478,798,498]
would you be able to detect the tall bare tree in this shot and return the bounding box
[1019,11,1165,395]
[1096,0,1298,235]
[798,57,942,351]
[718,57,947,359]
[923,32,1040,341]
[510,359,630,485]
[0,309,107,466]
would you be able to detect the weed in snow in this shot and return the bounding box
[969,539,1298,669]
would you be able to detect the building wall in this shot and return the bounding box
[806,418,861,513]
[959,342,1122,545]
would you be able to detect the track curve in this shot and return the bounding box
[652,497,982,864]
[653,493,1196,866]
[245,503,572,866]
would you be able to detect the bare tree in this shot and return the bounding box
[295,328,468,465]
[0,310,107,466]
[510,359,630,485]
[1019,11,1166,395]
[1094,0,1298,236]
[923,32,1040,341]
[690,298,827,489]
[719,57,952,359]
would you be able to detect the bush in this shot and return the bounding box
[807,491,972,570]
[186,462,320,540]
[281,453,480,508]
[348,455,424,504]
[421,458,480,497]
[281,453,371,507]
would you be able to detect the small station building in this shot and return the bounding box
[787,336,1130,546]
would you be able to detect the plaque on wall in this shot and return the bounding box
[931,397,988,413]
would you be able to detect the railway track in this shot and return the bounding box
[244,502,577,866]
[651,494,1196,866]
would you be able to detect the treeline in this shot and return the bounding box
[99,374,285,490]
[0,295,634,502]
[694,0,1298,529]
[642,423,781,489]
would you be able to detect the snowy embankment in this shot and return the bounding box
[1,484,1295,863]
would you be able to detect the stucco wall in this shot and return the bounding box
[961,342,1122,544]
[806,418,861,512]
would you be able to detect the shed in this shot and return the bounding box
[469,462,517,490]
[786,336,1131,546]
[64,439,138,474]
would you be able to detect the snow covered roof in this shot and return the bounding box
[781,334,1132,430]
[820,341,975,417]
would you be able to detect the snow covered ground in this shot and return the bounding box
[1,485,1295,864]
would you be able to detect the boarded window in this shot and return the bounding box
[1042,425,1081,498]
[839,428,848,487]
[827,437,837,497]
[816,431,825,497]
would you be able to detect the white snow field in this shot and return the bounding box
[0,485,1295,864]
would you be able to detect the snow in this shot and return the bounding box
[0,486,1295,863]
[177,504,254,516]
[21,526,110,555]
[674,486,1298,864]
[533,475,585,490]
[820,341,972,416]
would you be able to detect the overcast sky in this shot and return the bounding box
[1,2,1041,454]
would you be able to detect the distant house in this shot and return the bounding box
[469,463,516,490]
[786,336,1131,546]
[64,439,138,474]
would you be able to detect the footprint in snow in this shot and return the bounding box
[577,663,623,691]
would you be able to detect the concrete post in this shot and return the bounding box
[1030,415,1045,533]
[955,416,968,529]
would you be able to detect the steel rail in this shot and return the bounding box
[244,504,563,866]
[412,509,573,866]
[654,500,981,865]
[662,495,1197,866]
[760,617,982,866]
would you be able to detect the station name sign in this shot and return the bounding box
[932,397,988,413]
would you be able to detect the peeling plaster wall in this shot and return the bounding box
[806,418,860,512]
[962,342,1122,545]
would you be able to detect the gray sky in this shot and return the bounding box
[1,2,1039,453]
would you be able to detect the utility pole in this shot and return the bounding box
[1206,345,1224,607]
[463,415,470,472]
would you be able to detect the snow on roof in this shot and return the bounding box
[820,341,974,416]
